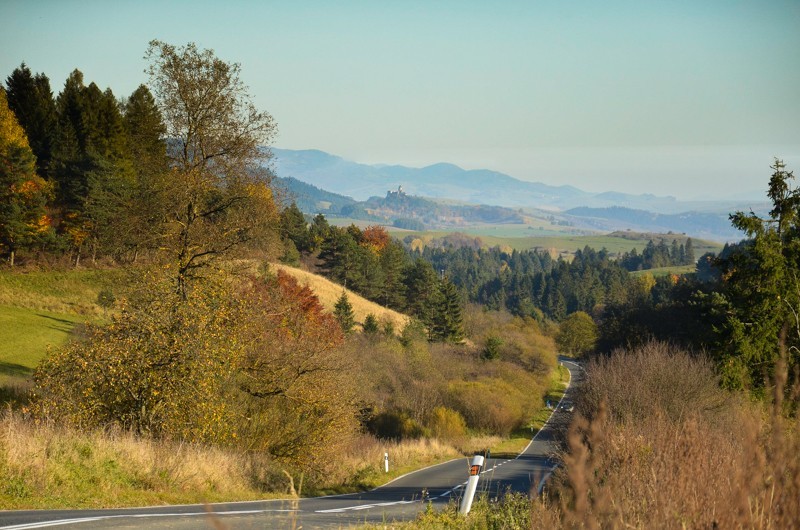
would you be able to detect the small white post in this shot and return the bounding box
[459,455,484,515]
[384,452,389,473]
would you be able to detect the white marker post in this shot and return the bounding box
[384,452,389,473]
[458,455,484,515]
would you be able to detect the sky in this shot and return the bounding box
[2,0,799,201]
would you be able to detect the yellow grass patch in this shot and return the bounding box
[270,263,410,332]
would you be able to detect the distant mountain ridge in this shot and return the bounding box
[564,206,743,241]
[270,148,682,212]
[269,148,768,241]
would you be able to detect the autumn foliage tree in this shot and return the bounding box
[145,40,279,295]
[33,270,357,474]
[0,88,53,265]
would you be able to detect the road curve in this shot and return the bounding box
[0,359,581,529]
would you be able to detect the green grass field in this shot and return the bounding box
[390,228,722,256]
[630,264,697,277]
[0,269,120,389]
[0,306,86,383]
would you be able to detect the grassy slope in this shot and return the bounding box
[630,264,697,277]
[0,264,410,388]
[271,263,410,331]
[0,306,86,387]
[0,269,122,388]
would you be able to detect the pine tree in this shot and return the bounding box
[279,203,310,253]
[362,313,379,334]
[684,238,695,264]
[333,291,355,334]
[379,240,408,309]
[670,239,681,265]
[716,160,800,391]
[429,278,464,343]
[5,63,57,179]
[51,69,87,216]
[122,84,169,261]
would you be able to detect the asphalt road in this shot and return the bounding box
[0,359,581,529]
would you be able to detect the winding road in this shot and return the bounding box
[0,359,581,529]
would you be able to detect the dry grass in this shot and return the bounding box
[538,341,800,529]
[270,263,410,332]
[327,434,464,492]
[0,412,273,509]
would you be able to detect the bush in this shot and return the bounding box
[366,410,425,440]
[33,270,359,476]
[580,341,730,425]
[543,341,800,529]
[426,406,467,442]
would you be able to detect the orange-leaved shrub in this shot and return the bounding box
[32,268,359,477]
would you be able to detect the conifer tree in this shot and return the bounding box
[333,291,355,334]
[279,202,310,253]
[429,278,464,343]
[684,238,695,264]
[379,240,408,309]
[716,160,800,391]
[5,63,57,179]
[403,258,439,320]
[51,69,87,217]
[122,84,169,261]
[362,313,379,334]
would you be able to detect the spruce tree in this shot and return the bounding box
[51,69,87,216]
[122,84,169,260]
[362,313,379,334]
[684,238,695,264]
[279,203,310,253]
[333,291,355,334]
[5,64,57,180]
[379,240,408,310]
[429,278,464,343]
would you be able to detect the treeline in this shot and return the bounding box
[420,245,638,321]
[279,204,465,343]
[1,47,278,271]
[282,204,661,329]
[2,64,167,265]
[619,237,695,271]
[598,160,800,396]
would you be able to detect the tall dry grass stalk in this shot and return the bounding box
[538,341,800,529]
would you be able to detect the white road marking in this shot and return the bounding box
[315,499,417,514]
[0,510,299,530]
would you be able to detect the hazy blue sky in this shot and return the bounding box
[2,0,798,200]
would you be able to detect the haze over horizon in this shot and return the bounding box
[3,1,798,201]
